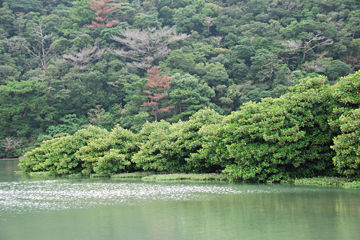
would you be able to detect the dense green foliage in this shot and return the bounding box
[20,72,360,182]
[207,76,338,181]
[330,71,360,176]
[20,125,108,175]
[1,0,360,157]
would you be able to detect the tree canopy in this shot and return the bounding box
[0,0,359,158]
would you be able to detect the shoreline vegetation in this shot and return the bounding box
[13,171,360,188]
[18,72,360,187]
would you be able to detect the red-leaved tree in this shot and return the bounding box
[88,0,120,29]
[141,66,174,121]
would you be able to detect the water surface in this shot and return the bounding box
[1,160,359,240]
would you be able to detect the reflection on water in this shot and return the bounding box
[1,160,360,240]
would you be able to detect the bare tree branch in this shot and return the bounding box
[203,17,214,36]
[10,23,58,72]
[2,137,21,152]
[282,31,333,62]
[110,27,188,70]
[63,40,106,70]
[282,39,302,51]
[212,36,223,48]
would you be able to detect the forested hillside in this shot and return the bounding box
[1,0,359,157]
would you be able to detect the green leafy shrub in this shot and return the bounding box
[330,71,360,177]
[177,108,224,172]
[132,120,179,171]
[20,125,108,175]
[76,125,138,175]
[199,76,338,182]
[132,109,223,173]
[331,108,360,177]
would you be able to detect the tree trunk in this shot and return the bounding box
[180,100,183,121]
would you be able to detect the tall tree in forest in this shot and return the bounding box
[141,66,174,121]
[168,73,215,122]
[88,0,120,29]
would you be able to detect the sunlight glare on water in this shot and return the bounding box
[1,179,282,212]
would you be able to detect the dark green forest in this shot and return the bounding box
[1,0,360,160]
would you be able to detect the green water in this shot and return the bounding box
[1,160,360,240]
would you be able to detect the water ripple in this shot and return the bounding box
[0,180,247,212]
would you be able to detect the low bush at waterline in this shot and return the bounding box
[111,172,153,178]
[295,177,360,188]
[141,173,229,182]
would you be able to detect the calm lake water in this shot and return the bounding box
[1,160,360,240]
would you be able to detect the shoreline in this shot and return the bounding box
[0,158,19,161]
[14,171,360,188]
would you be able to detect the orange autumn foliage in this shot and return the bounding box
[88,0,120,29]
